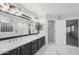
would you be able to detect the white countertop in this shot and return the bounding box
[0,32,45,55]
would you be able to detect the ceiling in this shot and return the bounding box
[19,3,79,16]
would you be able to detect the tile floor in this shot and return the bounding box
[35,42,79,55]
[66,34,78,47]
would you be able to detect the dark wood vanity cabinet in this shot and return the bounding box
[27,36,45,55]
[2,36,45,55]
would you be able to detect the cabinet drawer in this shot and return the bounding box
[41,37,45,46]
[37,39,42,49]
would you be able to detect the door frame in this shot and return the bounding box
[66,18,79,47]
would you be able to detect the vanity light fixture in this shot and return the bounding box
[8,4,22,16]
[8,4,17,14]
[0,3,22,16]
[0,3,31,20]
[31,16,40,22]
[0,3,9,12]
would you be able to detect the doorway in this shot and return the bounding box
[66,19,78,47]
[48,20,55,44]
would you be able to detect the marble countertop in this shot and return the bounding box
[0,32,45,55]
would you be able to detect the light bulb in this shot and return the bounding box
[0,3,9,12]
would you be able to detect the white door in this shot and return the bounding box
[55,20,66,45]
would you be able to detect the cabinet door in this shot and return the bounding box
[21,43,31,55]
[31,47,37,55]
[2,48,20,55]
[41,36,45,46]
[31,40,37,50]
[10,48,20,55]
[31,40,38,55]
[37,38,42,50]
[43,37,45,45]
